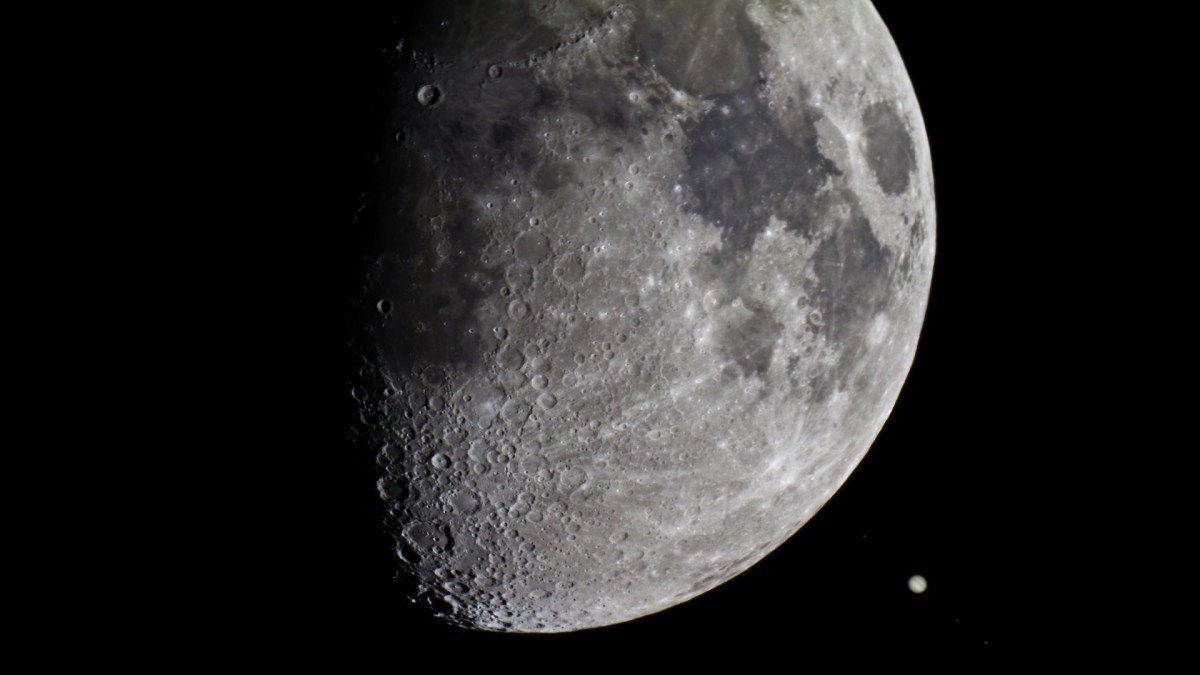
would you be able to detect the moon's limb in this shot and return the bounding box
[355,0,934,632]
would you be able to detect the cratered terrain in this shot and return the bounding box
[351,0,935,632]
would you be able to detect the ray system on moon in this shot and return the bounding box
[351,0,934,633]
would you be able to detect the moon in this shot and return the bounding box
[352,0,934,632]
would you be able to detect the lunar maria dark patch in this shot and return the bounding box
[631,0,754,98]
[861,100,916,195]
[681,85,838,253]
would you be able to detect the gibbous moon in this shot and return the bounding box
[353,0,934,632]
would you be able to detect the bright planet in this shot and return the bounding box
[352,0,934,632]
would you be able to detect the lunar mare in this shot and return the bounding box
[354,0,934,632]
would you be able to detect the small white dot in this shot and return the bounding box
[908,574,928,594]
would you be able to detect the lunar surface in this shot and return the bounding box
[352,0,934,632]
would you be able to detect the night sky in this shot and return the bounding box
[271,2,1109,656]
